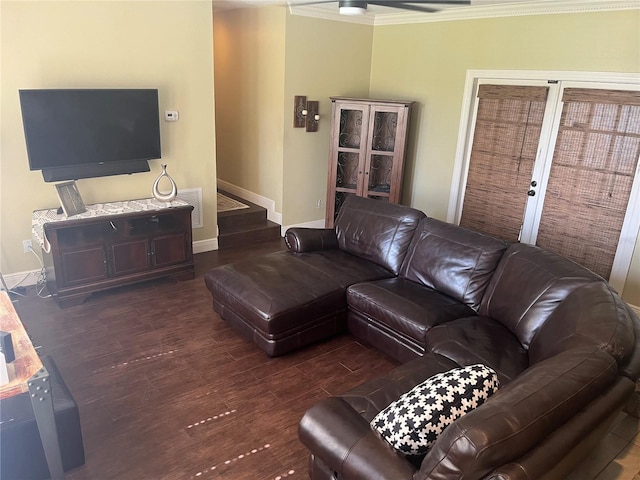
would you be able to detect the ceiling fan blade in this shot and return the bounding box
[368,1,438,12]
[287,0,346,5]
[289,0,471,12]
[410,0,471,4]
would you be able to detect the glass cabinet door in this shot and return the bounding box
[336,107,367,194]
[366,108,397,201]
[364,106,409,204]
[327,104,370,223]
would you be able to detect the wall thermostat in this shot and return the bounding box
[165,110,179,122]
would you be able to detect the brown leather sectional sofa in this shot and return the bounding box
[204,195,640,479]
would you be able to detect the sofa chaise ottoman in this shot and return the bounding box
[204,196,424,356]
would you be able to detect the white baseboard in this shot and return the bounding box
[194,238,217,254]
[2,270,40,289]
[217,179,282,225]
[281,219,326,236]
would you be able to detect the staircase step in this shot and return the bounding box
[217,193,267,228]
[217,190,281,249]
[218,207,266,228]
[218,220,281,249]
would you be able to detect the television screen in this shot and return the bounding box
[19,89,161,182]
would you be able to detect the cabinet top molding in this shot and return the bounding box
[330,97,414,107]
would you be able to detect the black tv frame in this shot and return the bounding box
[19,88,160,183]
[41,159,151,182]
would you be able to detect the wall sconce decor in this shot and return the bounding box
[294,95,306,128]
[293,96,320,132]
[305,101,319,132]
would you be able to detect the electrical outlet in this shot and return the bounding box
[316,199,323,209]
[23,239,32,253]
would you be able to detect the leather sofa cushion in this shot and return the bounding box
[347,278,475,345]
[479,243,601,349]
[425,316,529,385]
[417,346,619,480]
[204,249,393,336]
[335,196,425,275]
[528,281,637,368]
[339,353,461,422]
[400,218,507,311]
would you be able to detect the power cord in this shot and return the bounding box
[1,245,52,300]
[28,246,52,299]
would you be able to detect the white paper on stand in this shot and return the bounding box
[0,351,9,386]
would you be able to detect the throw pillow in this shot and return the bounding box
[370,364,499,456]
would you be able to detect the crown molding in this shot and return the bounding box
[288,0,639,26]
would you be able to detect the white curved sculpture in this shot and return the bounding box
[152,164,177,202]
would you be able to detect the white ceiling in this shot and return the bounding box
[212,0,638,25]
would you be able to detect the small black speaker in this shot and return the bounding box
[0,331,15,363]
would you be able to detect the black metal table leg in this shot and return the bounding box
[28,366,64,480]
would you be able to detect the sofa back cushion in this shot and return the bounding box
[528,281,637,368]
[335,196,425,275]
[479,243,601,349]
[400,218,508,311]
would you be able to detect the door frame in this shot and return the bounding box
[448,70,640,292]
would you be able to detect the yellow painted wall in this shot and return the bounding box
[1,1,216,277]
[368,9,640,303]
[214,8,372,224]
[282,14,373,225]
[214,6,286,212]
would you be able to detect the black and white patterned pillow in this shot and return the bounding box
[370,364,499,456]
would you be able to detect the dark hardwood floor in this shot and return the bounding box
[13,239,399,480]
[10,238,640,479]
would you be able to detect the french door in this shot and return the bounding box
[451,72,640,292]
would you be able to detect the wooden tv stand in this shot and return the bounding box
[33,199,195,307]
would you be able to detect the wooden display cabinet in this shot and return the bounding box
[39,203,194,307]
[325,97,413,227]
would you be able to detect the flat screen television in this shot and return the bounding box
[19,88,161,182]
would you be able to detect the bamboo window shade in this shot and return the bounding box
[460,84,549,241]
[536,88,640,279]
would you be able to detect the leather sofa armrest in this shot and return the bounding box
[285,228,339,253]
[484,376,634,480]
[417,346,620,480]
[298,397,415,480]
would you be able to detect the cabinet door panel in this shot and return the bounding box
[327,102,372,226]
[367,155,394,197]
[111,240,150,276]
[364,104,409,203]
[338,108,365,149]
[370,110,399,152]
[336,152,361,191]
[152,234,188,267]
[61,247,108,286]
